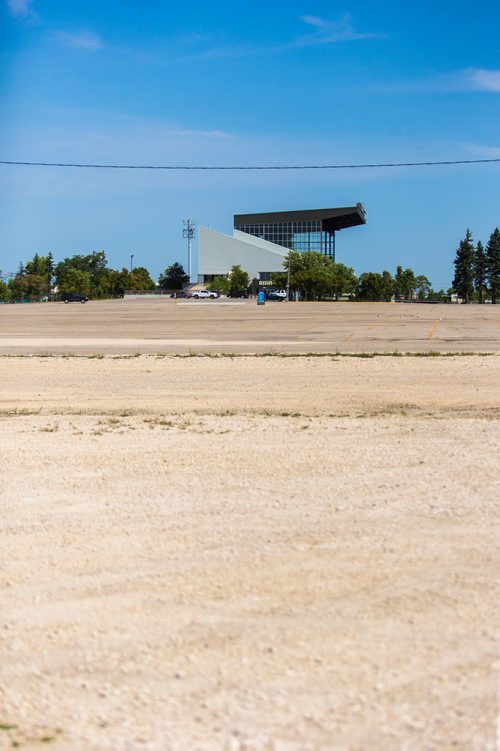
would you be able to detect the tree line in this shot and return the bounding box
[0,253,189,302]
[1,228,498,303]
[204,254,439,301]
[452,228,499,304]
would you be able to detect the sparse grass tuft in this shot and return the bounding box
[160,350,495,360]
[143,417,175,428]
[0,408,42,417]
[39,423,59,433]
[0,350,495,361]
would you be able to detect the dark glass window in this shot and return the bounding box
[237,220,335,260]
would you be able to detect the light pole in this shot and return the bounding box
[183,219,196,282]
[130,254,134,274]
[286,254,291,301]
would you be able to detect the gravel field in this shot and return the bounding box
[1,300,499,750]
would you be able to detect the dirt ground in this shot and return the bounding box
[1,301,499,750]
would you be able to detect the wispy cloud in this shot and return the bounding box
[155,15,383,64]
[295,13,384,46]
[466,143,500,158]
[461,68,500,92]
[301,15,331,30]
[6,0,35,19]
[375,67,500,95]
[53,30,103,51]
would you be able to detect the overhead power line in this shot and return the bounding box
[0,157,499,171]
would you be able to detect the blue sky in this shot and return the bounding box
[1,0,499,289]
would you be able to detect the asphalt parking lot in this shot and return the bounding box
[0,297,498,354]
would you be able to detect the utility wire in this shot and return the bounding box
[0,158,499,170]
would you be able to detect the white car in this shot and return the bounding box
[267,289,287,299]
[191,290,219,299]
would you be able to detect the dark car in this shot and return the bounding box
[170,290,191,298]
[265,292,284,301]
[61,293,88,304]
[227,291,249,298]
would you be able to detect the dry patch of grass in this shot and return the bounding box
[0,723,63,747]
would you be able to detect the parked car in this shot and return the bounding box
[227,291,249,298]
[60,293,88,304]
[265,292,285,301]
[170,290,191,298]
[191,290,219,299]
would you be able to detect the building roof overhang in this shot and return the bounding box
[234,204,366,233]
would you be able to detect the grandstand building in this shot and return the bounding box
[197,204,366,284]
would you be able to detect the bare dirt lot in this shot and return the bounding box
[1,301,499,750]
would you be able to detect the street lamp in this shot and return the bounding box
[130,254,134,274]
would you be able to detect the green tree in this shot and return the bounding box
[381,270,395,301]
[474,241,487,303]
[270,270,288,291]
[452,229,475,303]
[54,251,111,298]
[393,266,404,299]
[485,228,500,304]
[0,270,8,300]
[427,288,447,302]
[108,268,131,297]
[158,262,189,290]
[227,265,250,295]
[394,266,417,300]
[207,266,250,296]
[6,274,25,301]
[207,276,230,295]
[26,274,47,297]
[58,268,91,296]
[129,266,155,290]
[24,253,55,296]
[357,272,383,301]
[294,252,334,300]
[24,253,43,276]
[6,264,49,300]
[357,271,394,301]
[87,251,111,297]
[276,251,336,301]
[46,252,55,290]
[273,253,357,301]
[415,275,431,300]
[331,263,358,299]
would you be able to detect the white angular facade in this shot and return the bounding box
[197,226,288,283]
[197,205,366,283]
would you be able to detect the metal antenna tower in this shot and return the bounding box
[183,219,196,282]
